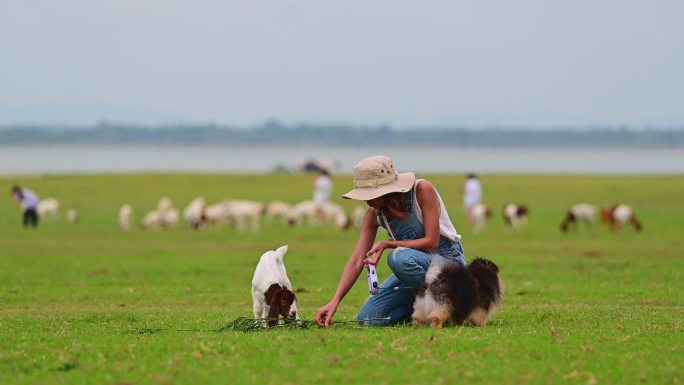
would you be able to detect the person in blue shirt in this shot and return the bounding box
[11,185,40,228]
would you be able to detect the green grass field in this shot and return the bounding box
[0,173,682,385]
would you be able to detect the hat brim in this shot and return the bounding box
[342,172,416,201]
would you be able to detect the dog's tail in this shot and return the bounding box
[425,255,449,285]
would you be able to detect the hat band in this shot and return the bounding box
[353,172,398,189]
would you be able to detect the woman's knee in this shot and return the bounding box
[388,247,419,269]
[356,307,370,322]
[357,306,410,326]
[356,311,392,326]
[357,302,390,325]
[387,248,431,286]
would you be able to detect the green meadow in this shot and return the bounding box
[0,173,682,385]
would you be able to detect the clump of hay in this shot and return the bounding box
[217,317,315,332]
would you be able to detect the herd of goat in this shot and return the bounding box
[117,197,365,232]
[471,202,642,233]
[31,196,642,233]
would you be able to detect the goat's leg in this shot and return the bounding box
[253,301,263,319]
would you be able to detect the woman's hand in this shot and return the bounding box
[365,240,389,266]
[316,300,339,327]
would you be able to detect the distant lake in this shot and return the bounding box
[1,145,683,174]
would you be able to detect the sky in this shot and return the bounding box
[1,0,683,128]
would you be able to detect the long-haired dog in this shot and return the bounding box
[251,245,299,327]
[412,257,503,328]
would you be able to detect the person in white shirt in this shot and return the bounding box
[11,185,40,228]
[313,169,333,222]
[463,173,483,225]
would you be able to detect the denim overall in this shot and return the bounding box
[356,186,466,326]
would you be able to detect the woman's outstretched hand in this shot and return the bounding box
[316,301,338,327]
[365,240,389,266]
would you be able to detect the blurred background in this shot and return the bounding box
[1,0,683,174]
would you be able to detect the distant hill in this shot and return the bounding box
[1,124,683,147]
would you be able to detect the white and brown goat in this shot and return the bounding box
[251,245,298,327]
[469,203,492,233]
[183,196,207,229]
[118,204,133,231]
[37,198,60,218]
[601,204,642,232]
[560,203,596,232]
[503,203,529,229]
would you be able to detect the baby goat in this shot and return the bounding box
[251,245,299,327]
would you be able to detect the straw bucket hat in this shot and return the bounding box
[343,155,415,201]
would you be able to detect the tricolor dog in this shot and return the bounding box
[412,257,503,328]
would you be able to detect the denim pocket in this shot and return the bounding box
[436,244,456,258]
[437,240,466,266]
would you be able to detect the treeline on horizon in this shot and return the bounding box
[1,124,683,147]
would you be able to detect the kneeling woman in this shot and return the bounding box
[316,155,466,326]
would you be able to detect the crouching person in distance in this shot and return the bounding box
[11,185,40,229]
[316,155,466,327]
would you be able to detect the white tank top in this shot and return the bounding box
[413,179,461,242]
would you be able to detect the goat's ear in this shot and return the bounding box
[266,289,282,327]
[264,283,281,305]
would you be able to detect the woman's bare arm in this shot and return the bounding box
[330,208,378,302]
[316,208,378,326]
